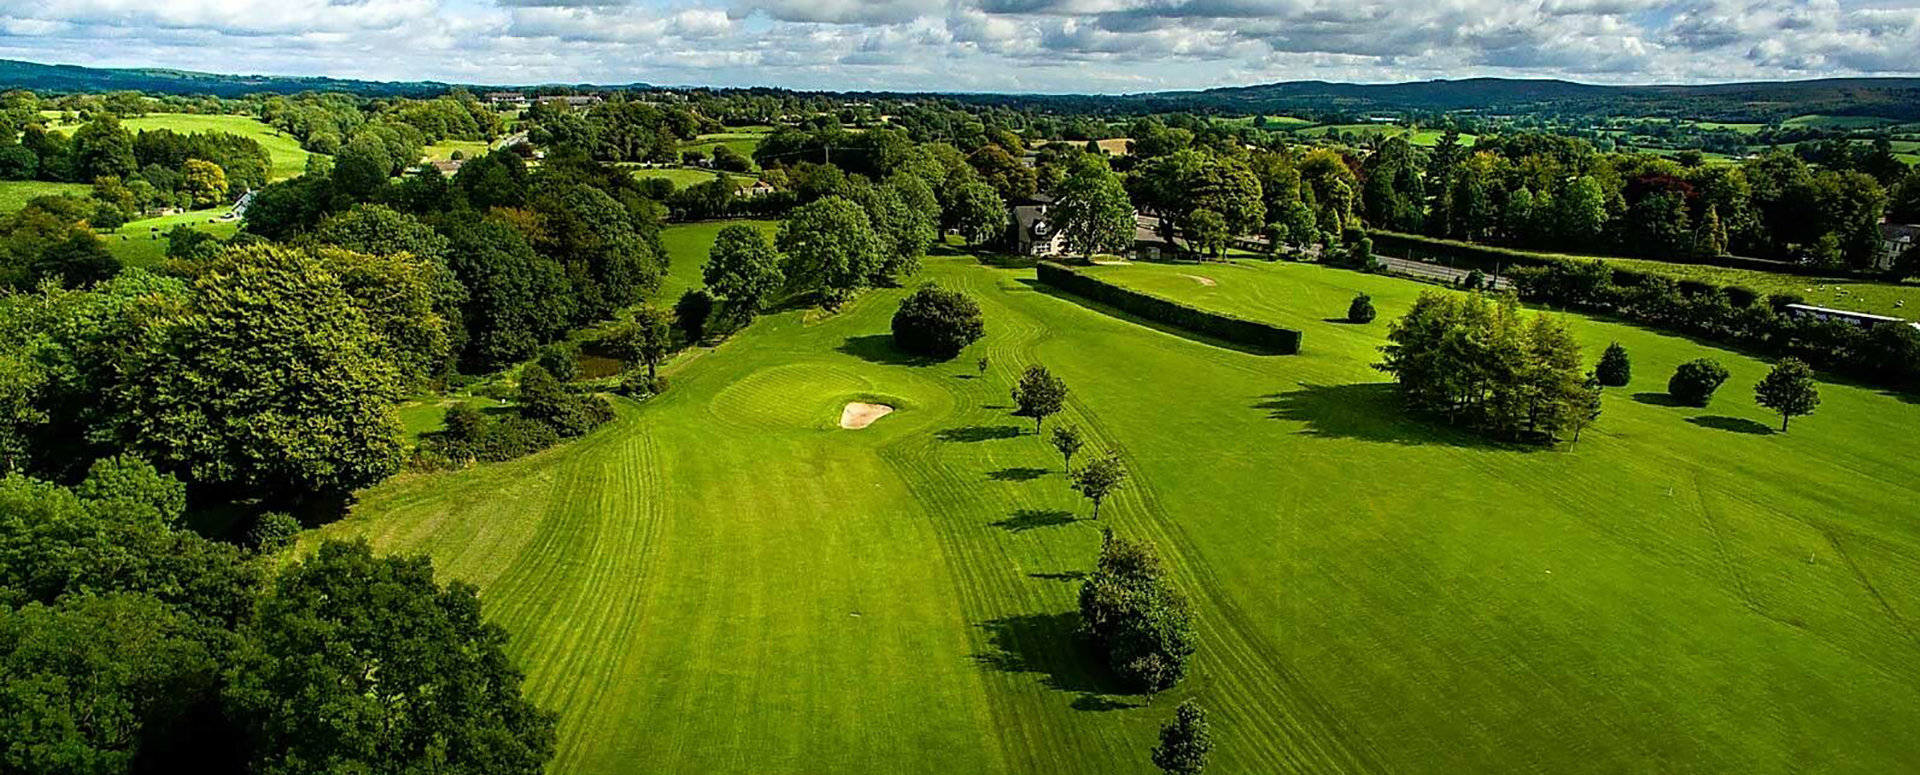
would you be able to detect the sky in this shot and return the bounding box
[1,0,1918,93]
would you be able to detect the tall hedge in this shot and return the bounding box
[1036,262,1302,354]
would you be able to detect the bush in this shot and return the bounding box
[1596,342,1632,387]
[1078,529,1195,694]
[618,370,669,397]
[477,416,561,462]
[1668,358,1730,407]
[536,341,581,382]
[247,512,302,554]
[891,283,986,360]
[1347,294,1376,324]
[1036,262,1302,354]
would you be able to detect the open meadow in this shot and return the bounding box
[0,180,89,213]
[315,224,1920,775]
[48,112,314,179]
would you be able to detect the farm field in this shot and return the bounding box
[422,140,489,161]
[624,165,749,189]
[1783,114,1899,130]
[1595,256,1920,319]
[49,113,314,180]
[1290,124,1477,147]
[101,207,238,268]
[317,224,1920,775]
[0,180,88,213]
[684,132,768,163]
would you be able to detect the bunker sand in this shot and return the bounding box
[839,402,894,429]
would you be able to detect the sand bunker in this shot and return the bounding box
[1180,274,1218,287]
[839,402,895,430]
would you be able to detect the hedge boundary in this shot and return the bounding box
[1035,261,1302,354]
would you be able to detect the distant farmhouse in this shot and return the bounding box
[484,91,530,109]
[1879,222,1918,270]
[1009,193,1184,260]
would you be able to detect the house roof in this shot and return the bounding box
[1012,204,1050,238]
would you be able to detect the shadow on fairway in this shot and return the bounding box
[988,467,1051,482]
[1688,415,1775,435]
[1321,317,1366,325]
[935,425,1023,443]
[1017,279,1289,356]
[973,612,1132,704]
[1256,382,1519,451]
[836,334,928,366]
[1632,392,1686,407]
[1028,571,1087,582]
[992,508,1075,531]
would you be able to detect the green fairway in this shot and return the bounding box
[317,232,1920,774]
[50,113,315,180]
[684,132,768,163]
[0,180,89,213]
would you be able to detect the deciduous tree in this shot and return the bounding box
[1152,700,1213,775]
[1011,364,1068,434]
[1755,357,1820,431]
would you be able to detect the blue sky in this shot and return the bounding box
[1,0,1917,92]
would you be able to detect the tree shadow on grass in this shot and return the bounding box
[1016,279,1290,356]
[935,425,1024,443]
[1687,415,1775,435]
[973,612,1133,708]
[1029,571,1087,583]
[1321,317,1365,325]
[987,467,1051,482]
[1632,392,1685,407]
[992,509,1075,532]
[836,334,931,367]
[1255,382,1521,451]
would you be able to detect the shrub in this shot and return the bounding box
[1596,342,1632,387]
[1668,358,1730,407]
[477,416,561,462]
[1464,269,1486,290]
[618,370,669,397]
[246,512,302,554]
[1036,262,1302,354]
[891,283,985,360]
[1347,294,1376,324]
[536,341,580,382]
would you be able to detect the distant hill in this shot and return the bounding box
[4,58,1917,122]
[1119,77,1920,122]
[0,59,645,98]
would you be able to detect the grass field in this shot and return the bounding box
[625,165,749,189]
[1782,114,1899,130]
[1595,257,1920,318]
[684,132,768,164]
[314,232,1920,774]
[1291,124,1478,147]
[422,140,490,162]
[656,219,780,303]
[0,180,89,213]
[49,113,314,180]
[101,208,239,268]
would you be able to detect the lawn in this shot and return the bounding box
[625,165,747,189]
[313,233,1920,774]
[50,113,315,180]
[0,180,89,213]
[1782,114,1900,130]
[1291,124,1478,147]
[422,140,490,162]
[101,207,240,268]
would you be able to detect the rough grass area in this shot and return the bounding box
[0,180,89,213]
[1594,256,1920,319]
[654,219,780,304]
[314,228,1920,775]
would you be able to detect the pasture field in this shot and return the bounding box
[50,113,314,180]
[625,165,746,189]
[655,219,780,303]
[1594,256,1920,319]
[684,132,768,163]
[316,229,1920,774]
[101,207,239,268]
[422,140,490,162]
[1290,124,1477,147]
[0,180,89,213]
[1782,114,1900,130]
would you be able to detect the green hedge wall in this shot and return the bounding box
[1035,262,1303,354]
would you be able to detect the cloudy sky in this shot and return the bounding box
[1,0,1918,93]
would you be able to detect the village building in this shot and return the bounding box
[1878,222,1918,270]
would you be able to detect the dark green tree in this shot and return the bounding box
[1596,342,1632,387]
[1668,358,1731,408]
[1152,700,1214,775]
[1754,357,1820,432]
[1070,451,1128,519]
[1347,293,1376,324]
[1049,424,1085,473]
[225,540,556,775]
[890,283,985,360]
[776,196,880,308]
[1011,364,1068,434]
[674,288,716,343]
[703,224,784,318]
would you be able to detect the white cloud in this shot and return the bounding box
[0,0,1914,92]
